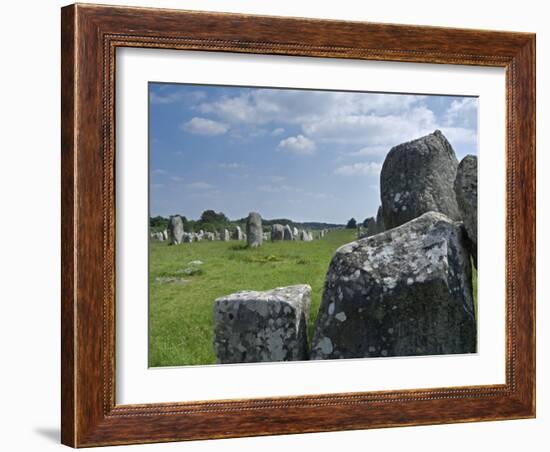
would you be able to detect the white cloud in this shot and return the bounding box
[151,169,167,175]
[186,182,214,190]
[445,97,478,127]
[271,127,285,136]
[150,89,206,105]
[277,135,316,154]
[350,146,388,157]
[170,175,185,182]
[182,117,229,136]
[335,162,382,176]
[219,162,246,169]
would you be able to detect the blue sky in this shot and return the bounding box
[149,83,478,224]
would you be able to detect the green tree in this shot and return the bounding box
[346,218,357,229]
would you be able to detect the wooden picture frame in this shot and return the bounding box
[61,3,535,447]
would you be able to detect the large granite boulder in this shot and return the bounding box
[213,284,311,363]
[283,225,293,240]
[271,224,285,241]
[311,211,476,360]
[380,130,461,229]
[168,215,184,245]
[454,155,478,264]
[246,212,263,248]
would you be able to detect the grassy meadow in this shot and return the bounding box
[149,229,478,367]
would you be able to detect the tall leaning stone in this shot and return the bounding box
[271,224,284,241]
[311,212,476,360]
[246,212,263,248]
[454,155,478,264]
[380,130,461,229]
[213,285,311,363]
[168,215,184,245]
[375,205,385,233]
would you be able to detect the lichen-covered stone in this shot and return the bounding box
[311,211,476,359]
[213,284,311,363]
[168,215,184,245]
[454,155,478,264]
[246,212,263,248]
[380,130,461,229]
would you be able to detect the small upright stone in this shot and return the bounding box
[246,212,263,248]
[213,284,312,363]
[293,227,299,238]
[168,215,184,245]
[283,225,293,240]
[454,155,478,264]
[364,217,377,237]
[381,130,461,229]
[232,226,244,240]
[271,224,285,241]
[299,230,313,242]
[375,205,385,233]
[220,229,230,241]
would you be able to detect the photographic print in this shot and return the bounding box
[148,83,478,367]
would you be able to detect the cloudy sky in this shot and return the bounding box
[149,83,478,223]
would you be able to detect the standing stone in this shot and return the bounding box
[299,230,313,242]
[283,225,293,241]
[221,229,230,241]
[311,211,476,360]
[454,155,478,264]
[380,130,461,230]
[182,232,193,243]
[168,215,184,245]
[375,206,385,234]
[232,226,244,240]
[246,212,263,248]
[213,284,312,363]
[293,227,299,238]
[262,232,269,241]
[271,224,285,241]
[364,217,377,237]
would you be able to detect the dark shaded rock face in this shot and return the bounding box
[213,285,311,363]
[454,155,478,264]
[246,212,263,248]
[380,130,461,230]
[376,205,385,234]
[364,217,377,237]
[311,211,476,360]
[168,215,184,245]
[271,224,284,241]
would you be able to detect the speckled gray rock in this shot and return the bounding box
[380,130,461,230]
[454,155,478,264]
[311,211,476,360]
[283,225,293,241]
[271,224,285,241]
[213,285,311,363]
[246,212,263,248]
[168,215,184,245]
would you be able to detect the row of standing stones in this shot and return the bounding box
[211,130,478,364]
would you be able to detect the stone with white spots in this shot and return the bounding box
[168,215,185,245]
[213,284,311,363]
[246,212,263,248]
[310,211,476,359]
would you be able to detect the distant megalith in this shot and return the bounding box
[375,205,385,233]
[380,130,461,229]
[213,284,311,363]
[454,155,478,265]
[364,217,376,237]
[299,230,313,242]
[293,227,299,238]
[233,225,244,240]
[168,215,184,245]
[221,229,230,241]
[246,212,263,248]
[271,224,285,241]
[311,211,476,360]
[283,225,293,240]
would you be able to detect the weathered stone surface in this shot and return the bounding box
[213,284,312,363]
[283,225,293,240]
[311,211,476,360]
[271,224,285,241]
[454,155,478,264]
[168,215,184,245]
[246,212,263,248]
[381,130,461,229]
[299,230,313,242]
[221,229,230,241]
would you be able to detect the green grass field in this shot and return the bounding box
[149,229,478,367]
